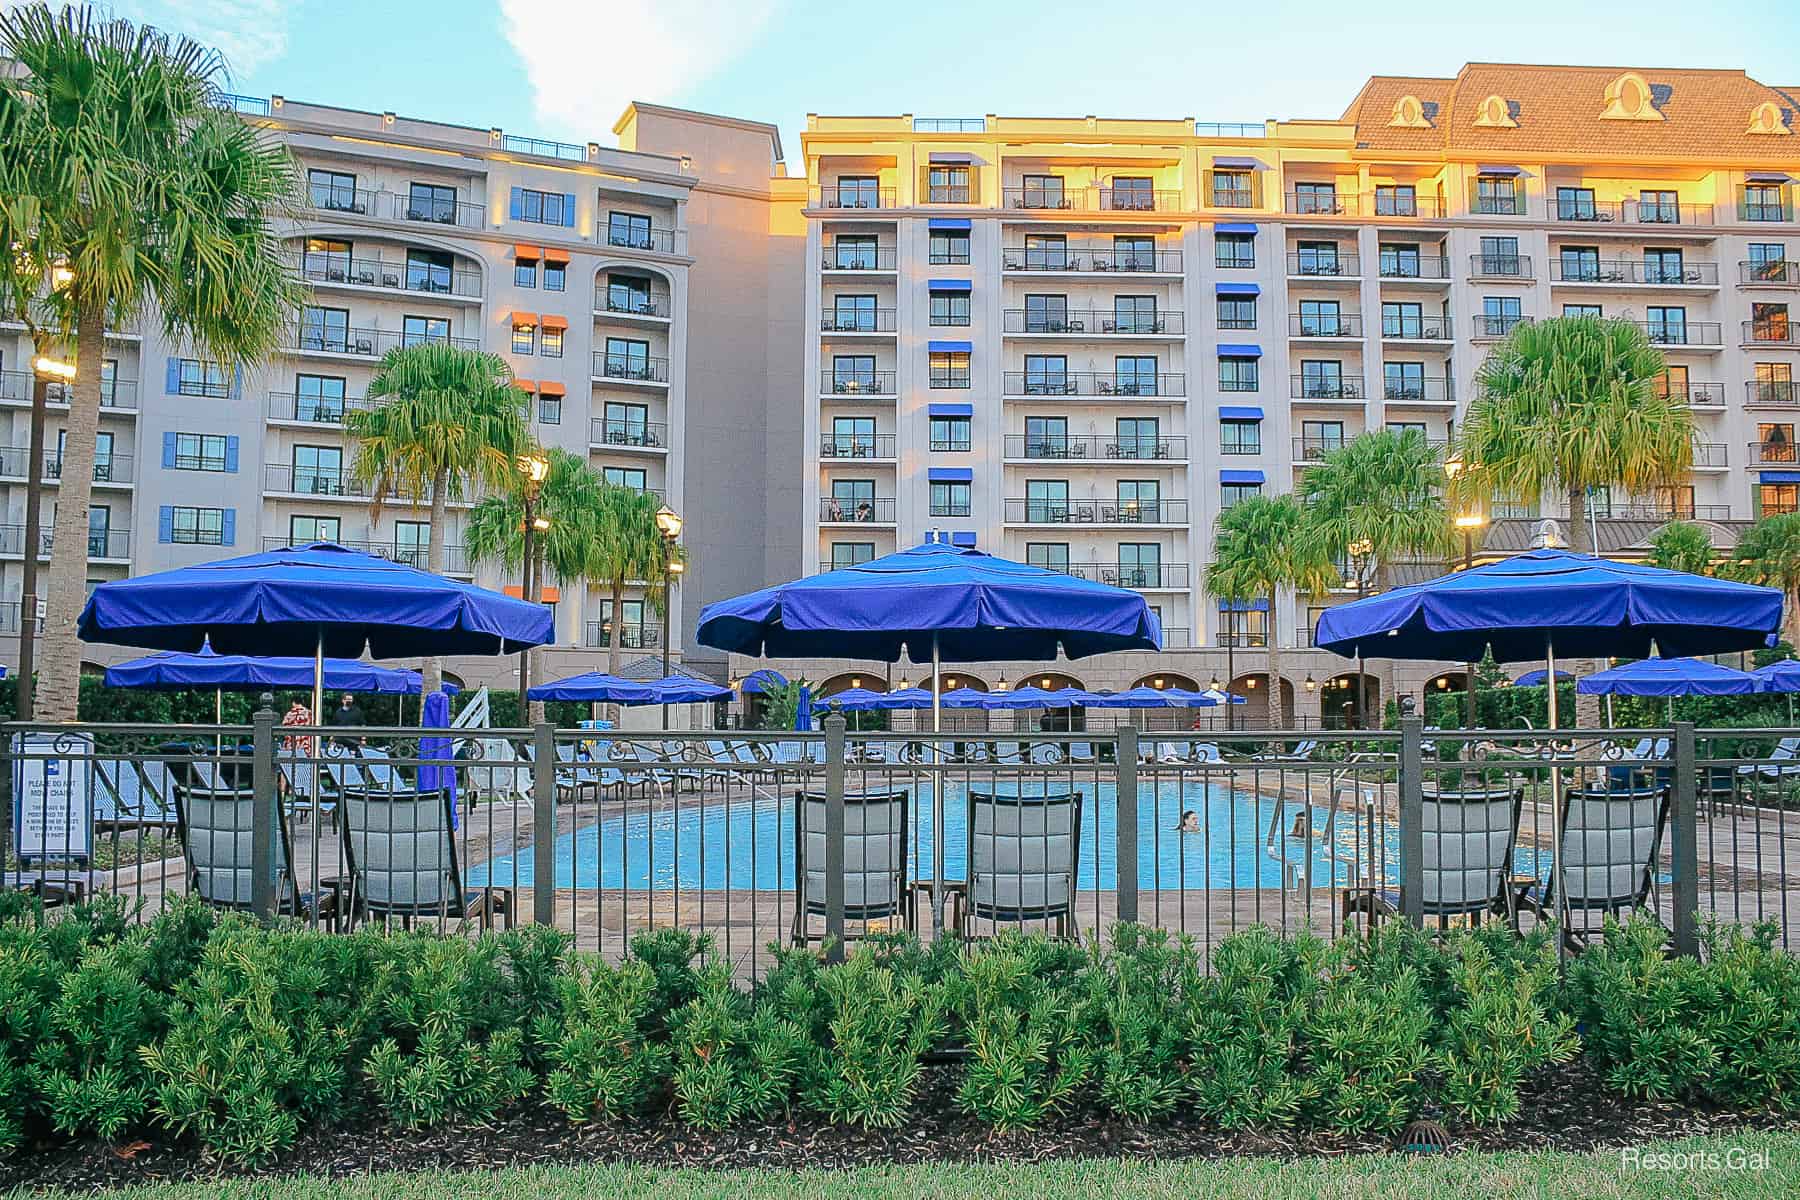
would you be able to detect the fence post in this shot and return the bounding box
[1671,721,1699,958]
[823,712,847,963]
[1398,715,1424,927]
[250,704,277,919]
[531,723,556,926]
[1115,725,1139,927]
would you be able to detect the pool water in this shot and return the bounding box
[471,782,1551,892]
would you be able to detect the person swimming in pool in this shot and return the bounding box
[1177,809,1199,833]
[1289,810,1313,839]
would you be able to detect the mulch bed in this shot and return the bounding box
[6,1061,1797,1192]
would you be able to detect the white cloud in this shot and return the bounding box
[499,0,777,138]
[61,1,295,78]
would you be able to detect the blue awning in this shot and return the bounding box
[928,278,972,290]
[1213,156,1259,168]
[1215,282,1260,296]
[928,218,972,230]
[1217,343,1262,358]
[1218,406,1264,421]
[1762,470,1800,484]
[1221,469,1265,484]
[929,152,975,163]
[928,340,972,353]
[1477,164,1523,176]
[1215,222,1258,234]
[950,532,977,548]
[1748,172,1795,183]
[929,467,974,482]
[1218,598,1271,612]
[928,402,973,417]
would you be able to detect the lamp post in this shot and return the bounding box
[1346,537,1373,728]
[17,353,73,720]
[1454,512,1487,729]
[655,504,684,726]
[516,452,549,713]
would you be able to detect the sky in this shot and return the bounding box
[93,0,1800,173]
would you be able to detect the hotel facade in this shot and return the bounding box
[6,64,1800,723]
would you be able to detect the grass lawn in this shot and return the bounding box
[13,1132,1797,1200]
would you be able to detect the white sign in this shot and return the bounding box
[11,731,94,864]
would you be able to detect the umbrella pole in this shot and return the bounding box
[1546,640,1566,963]
[931,635,945,937]
[215,688,223,758]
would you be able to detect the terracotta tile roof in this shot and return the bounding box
[1340,75,1455,155]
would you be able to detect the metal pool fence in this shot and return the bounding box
[3,714,1797,978]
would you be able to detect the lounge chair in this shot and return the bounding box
[1191,742,1226,765]
[339,784,513,931]
[170,757,325,918]
[1341,783,1525,933]
[1065,741,1097,764]
[1739,736,1800,781]
[92,758,177,829]
[993,741,1025,766]
[959,790,1084,939]
[1253,738,1320,763]
[1518,784,1672,948]
[790,789,910,945]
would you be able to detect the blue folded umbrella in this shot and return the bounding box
[1753,660,1800,693]
[1576,657,1759,697]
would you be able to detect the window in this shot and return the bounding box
[830,415,876,457]
[830,294,878,332]
[1295,241,1340,275]
[1114,235,1156,271]
[408,182,458,224]
[511,320,536,355]
[1108,176,1154,210]
[1300,419,1345,457]
[1656,486,1697,520]
[1753,303,1791,342]
[1639,189,1679,223]
[928,165,970,204]
[930,414,971,452]
[407,249,453,294]
[1021,174,1066,209]
[513,188,566,225]
[1750,243,1788,281]
[929,289,971,327]
[544,260,565,291]
[828,479,877,521]
[1479,235,1522,276]
[1761,484,1800,516]
[293,445,343,494]
[1220,607,1267,647]
[176,358,229,398]
[392,522,429,568]
[302,237,352,280]
[1755,362,1794,403]
[607,274,655,315]
[1562,304,1603,318]
[1293,182,1338,214]
[307,168,359,212]
[402,314,450,346]
[173,433,228,472]
[1023,234,1068,270]
[929,351,970,388]
[87,505,111,556]
[608,211,654,249]
[1745,184,1788,223]
[1299,299,1343,337]
[1117,543,1161,587]
[1556,187,1598,221]
[1479,296,1521,337]
[1382,301,1423,338]
[1644,247,1685,284]
[1645,305,1687,344]
[1217,295,1256,330]
[604,337,652,379]
[1558,245,1600,282]
[1025,415,1068,457]
[930,480,972,517]
[605,466,649,492]
[606,402,653,445]
[929,229,970,265]
[1116,417,1160,458]
[1026,543,1070,573]
[831,542,877,570]
[301,305,349,353]
[597,599,650,645]
[1215,233,1255,269]
[1374,184,1417,216]
[99,359,118,405]
[1220,482,1261,509]
[89,432,115,481]
[1299,360,1344,398]
[1218,356,1258,392]
[1025,479,1069,522]
[1023,354,1069,394]
[1115,355,1159,396]
[1221,418,1261,455]
[169,506,225,545]
[1759,422,1796,462]
[290,515,340,544]
[1474,175,1518,214]
[540,326,563,358]
[538,394,561,424]
[514,256,537,288]
[1380,243,1421,278]
[1657,364,1690,402]
[1382,361,1425,401]
[834,176,881,209]
[1212,171,1252,207]
[832,354,878,392]
[1025,293,1069,332]
[1113,295,1158,334]
[296,375,347,423]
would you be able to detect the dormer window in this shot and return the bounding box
[1389,95,1432,129]
[1472,95,1518,129]
[1749,101,1792,136]
[1601,72,1663,121]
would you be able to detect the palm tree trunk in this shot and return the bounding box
[1266,600,1285,727]
[1787,586,1800,652]
[35,301,106,722]
[1567,485,1591,554]
[421,466,448,698]
[607,578,626,724]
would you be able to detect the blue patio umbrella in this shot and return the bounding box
[1512,668,1574,688]
[823,686,933,711]
[528,672,730,705]
[939,687,999,708]
[104,647,449,695]
[1576,657,1759,698]
[1752,660,1800,693]
[1086,685,1236,708]
[965,686,1097,710]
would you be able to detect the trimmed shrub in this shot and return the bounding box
[948,934,1092,1130]
[539,953,670,1122]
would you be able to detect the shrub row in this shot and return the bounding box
[2,895,1798,1166]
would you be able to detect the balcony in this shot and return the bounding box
[266,390,370,425]
[1283,191,1358,217]
[1472,314,1531,340]
[590,419,669,450]
[1001,246,1182,273]
[305,187,486,229]
[261,536,472,575]
[1744,319,1800,347]
[0,448,134,484]
[297,255,481,298]
[592,353,671,384]
[289,328,480,359]
[1288,312,1362,339]
[821,309,898,334]
[1613,503,1732,521]
[595,287,672,319]
[1549,260,1720,286]
[599,224,682,254]
[1003,435,1188,461]
[1549,199,1715,227]
[821,371,897,397]
[1470,194,1526,217]
[1002,371,1184,398]
[1380,314,1453,342]
[0,371,138,410]
[1290,375,1363,400]
[810,185,897,211]
[1747,441,1800,467]
[0,525,129,561]
[1747,380,1800,408]
[1741,260,1800,286]
[1051,562,1190,589]
[1004,499,1189,525]
[1379,256,1451,281]
[820,497,895,524]
[1668,383,1727,409]
[1293,436,1346,462]
[822,246,898,272]
[582,622,660,649]
[1368,194,1445,219]
[265,464,366,499]
[1001,187,1181,212]
[1468,254,1532,282]
[0,600,42,636]
[1002,309,1184,336]
[1381,377,1454,404]
[1285,253,1359,280]
[1691,442,1729,469]
[1741,198,1799,224]
[1631,320,1722,349]
[820,434,896,460]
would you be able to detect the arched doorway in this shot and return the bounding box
[1229,673,1295,730]
[1323,671,1381,730]
[1019,670,1087,734]
[1130,672,1204,730]
[817,671,880,698]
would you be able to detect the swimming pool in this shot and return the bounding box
[470,783,1552,892]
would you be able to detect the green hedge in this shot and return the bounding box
[4,900,1798,1166]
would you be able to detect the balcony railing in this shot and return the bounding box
[298,255,482,297]
[820,497,895,523]
[0,448,134,483]
[1549,259,1720,286]
[1002,371,1184,397]
[1284,191,1358,217]
[291,327,480,357]
[820,434,896,459]
[1378,256,1451,280]
[1380,314,1453,341]
[1745,319,1800,346]
[1000,187,1180,212]
[1368,194,1445,219]
[1003,309,1184,335]
[1666,383,1727,407]
[1290,375,1363,400]
[1613,503,1733,521]
[593,353,671,383]
[582,622,660,649]
[1550,199,1715,226]
[1630,320,1722,347]
[1740,260,1800,285]
[1747,380,1800,407]
[822,371,896,396]
[1288,312,1362,337]
[1691,442,1729,468]
[1004,499,1189,525]
[822,309,898,333]
[600,224,682,255]
[0,600,43,635]
[503,134,585,161]
[263,536,472,575]
[1293,436,1346,462]
[1748,441,1800,467]
[1051,562,1191,589]
[914,117,986,133]
[1003,435,1188,460]
[1098,188,1180,212]
[1285,253,1358,278]
[1469,254,1533,280]
[822,246,898,271]
[0,525,129,560]
[265,464,366,498]
[0,371,138,409]
[596,288,672,318]
[305,186,485,228]
[810,185,898,210]
[591,419,669,449]
[1470,195,1526,216]
[1381,377,1454,403]
[267,390,370,424]
[1472,314,1531,340]
[1742,199,1799,224]
[1001,246,1182,273]
[926,185,973,204]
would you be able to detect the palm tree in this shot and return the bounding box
[1206,495,1338,725]
[0,4,302,719]
[1725,512,1800,649]
[1300,428,1452,592]
[346,343,529,693]
[1646,521,1715,577]
[591,487,675,684]
[1453,316,1691,554]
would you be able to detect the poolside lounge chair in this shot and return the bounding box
[1739,736,1800,780]
[1341,783,1525,933]
[790,789,911,945]
[1191,742,1226,765]
[92,758,177,829]
[1065,741,1097,763]
[338,783,513,931]
[959,789,1084,940]
[169,758,324,918]
[1518,784,1672,948]
[1252,738,1320,763]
